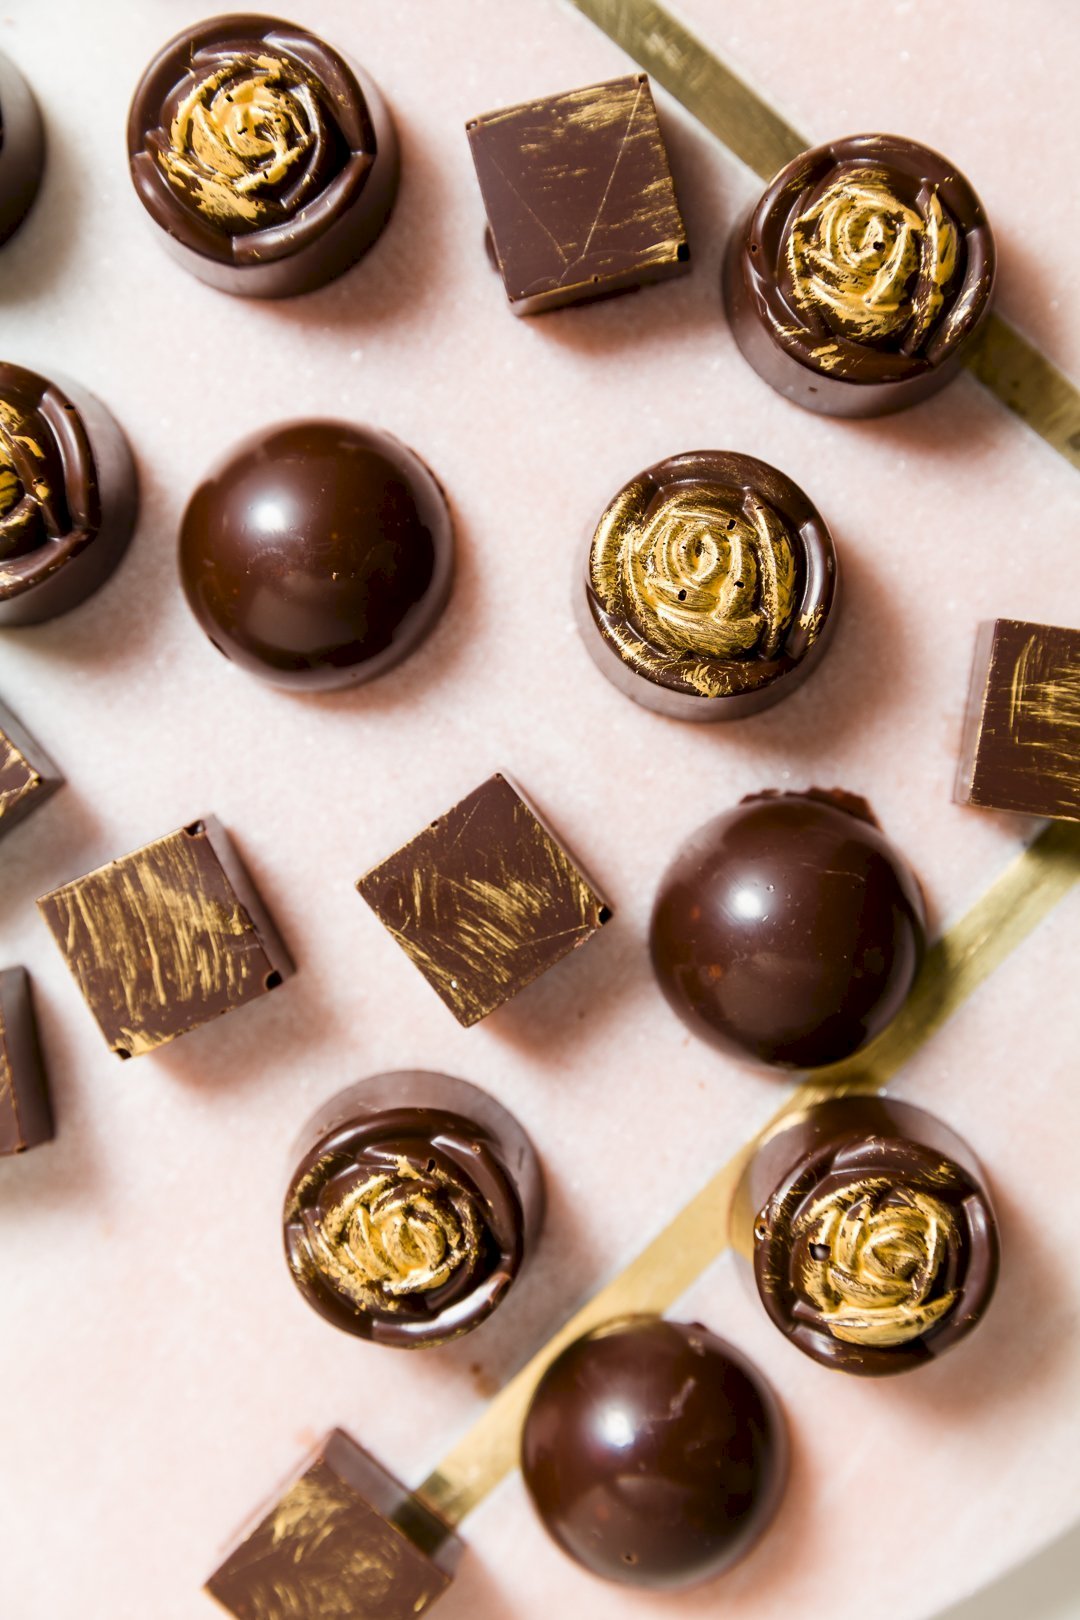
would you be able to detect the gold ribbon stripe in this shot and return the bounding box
[417,819,1080,1524]
[565,0,1080,471]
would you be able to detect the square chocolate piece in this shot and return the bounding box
[467,73,689,316]
[0,967,53,1155]
[0,699,62,843]
[956,618,1080,821]
[205,1428,462,1620]
[357,772,612,1026]
[37,817,293,1058]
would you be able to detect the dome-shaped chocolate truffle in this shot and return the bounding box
[179,420,453,690]
[0,52,45,250]
[521,1316,786,1589]
[650,790,926,1068]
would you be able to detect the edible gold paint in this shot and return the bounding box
[0,731,40,823]
[1008,631,1080,793]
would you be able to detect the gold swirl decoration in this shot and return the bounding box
[0,396,60,562]
[786,166,958,349]
[159,54,325,229]
[796,1178,959,1348]
[302,1157,482,1313]
[591,476,799,697]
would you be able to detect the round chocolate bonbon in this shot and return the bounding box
[735,1096,999,1375]
[283,1072,543,1348]
[179,420,453,690]
[723,134,995,417]
[127,14,399,298]
[650,790,926,1068]
[0,52,45,249]
[0,362,138,627]
[577,450,837,721]
[521,1316,786,1588]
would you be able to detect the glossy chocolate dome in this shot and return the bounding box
[650,790,926,1068]
[179,420,453,690]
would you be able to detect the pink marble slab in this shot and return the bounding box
[0,2,1077,1617]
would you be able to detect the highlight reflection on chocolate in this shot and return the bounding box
[724,134,995,417]
[578,451,837,721]
[127,14,399,297]
[0,362,137,627]
[0,52,46,249]
[734,1096,999,1375]
[283,1073,544,1348]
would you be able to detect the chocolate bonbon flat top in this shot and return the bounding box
[0,967,53,1156]
[0,700,62,842]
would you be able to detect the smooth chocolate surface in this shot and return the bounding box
[284,1071,543,1347]
[0,362,138,626]
[734,1096,999,1376]
[180,420,453,690]
[128,14,398,298]
[206,1427,462,1619]
[521,1316,787,1589]
[37,817,292,1058]
[650,790,926,1068]
[0,967,53,1156]
[357,772,611,1026]
[0,700,62,842]
[578,449,838,720]
[467,73,689,316]
[956,618,1080,822]
[0,51,45,248]
[724,133,995,417]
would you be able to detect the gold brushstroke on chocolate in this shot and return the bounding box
[566,0,1080,471]
[1008,631,1080,790]
[786,168,957,347]
[0,398,55,561]
[0,729,40,824]
[417,816,1080,1523]
[591,479,797,694]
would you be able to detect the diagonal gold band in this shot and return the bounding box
[564,0,1080,472]
[417,818,1080,1524]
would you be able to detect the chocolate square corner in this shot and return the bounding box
[205,1428,462,1620]
[0,699,63,843]
[466,72,689,316]
[0,966,53,1155]
[357,772,612,1026]
[955,618,1080,822]
[36,816,294,1058]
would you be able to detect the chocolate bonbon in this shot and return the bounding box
[37,817,292,1058]
[284,1071,543,1347]
[128,14,398,298]
[956,618,1080,822]
[0,967,53,1156]
[578,450,838,720]
[206,1428,462,1619]
[724,134,995,417]
[521,1316,786,1589]
[733,1096,999,1375]
[357,773,611,1026]
[0,700,62,842]
[180,420,453,690]
[0,362,138,627]
[467,73,689,316]
[650,790,926,1068]
[0,52,45,249]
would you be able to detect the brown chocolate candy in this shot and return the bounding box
[128,14,399,298]
[37,817,292,1058]
[0,362,138,627]
[283,1071,543,1348]
[205,1428,462,1619]
[179,420,453,691]
[0,52,45,249]
[724,134,995,417]
[956,618,1080,822]
[521,1316,787,1588]
[733,1096,999,1376]
[0,967,53,1156]
[0,700,62,843]
[578,450,838,720]
[650,790,926,1068]
[467,73,689,316]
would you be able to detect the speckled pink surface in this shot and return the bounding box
[1,2,1078,1617]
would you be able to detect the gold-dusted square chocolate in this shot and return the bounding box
[357,773,612,1026]
[205,1429,462,1620]
[0,700,62,842]
[956,618,1080,822]
[37,817,292,1058]
[0,967,53,1155]
[467,73,689,316]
